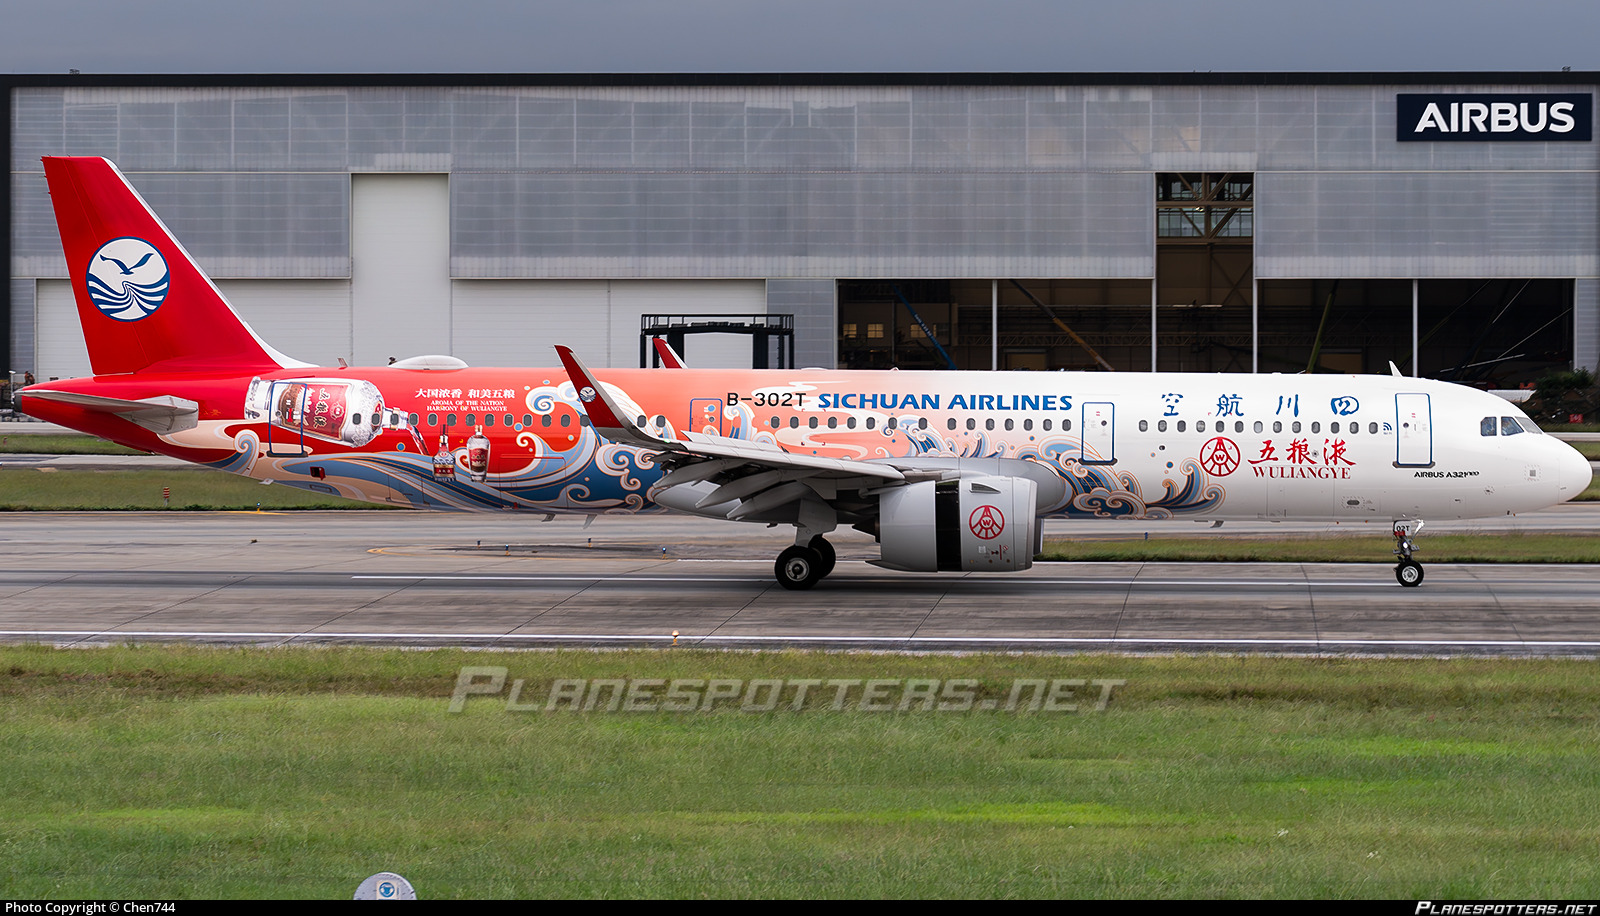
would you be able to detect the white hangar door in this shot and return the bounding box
[450,280,766,369]
[33,279,353,381]
[219,281,352,368]
[34,280,92,381]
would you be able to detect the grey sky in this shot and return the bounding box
[2,0,1595,74]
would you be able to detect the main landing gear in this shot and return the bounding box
[1393,519,1425,587]
[775,535,836,590]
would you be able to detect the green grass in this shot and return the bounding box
[1,647,1598,898]
[1541,422,1600,433]
[1040,532,1600,563]
[1570,441,1600,460]
[0,468,385,510]
[0,433,146,455]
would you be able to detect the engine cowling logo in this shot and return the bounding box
[1199,436,1241,477]
[969,505,1005,540]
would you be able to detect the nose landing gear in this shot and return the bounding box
[1393,519,1425,587]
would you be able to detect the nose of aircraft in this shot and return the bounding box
[1559,440,1593,498]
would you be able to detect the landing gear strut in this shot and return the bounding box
[774,535,836,590]
[1393,519,1425,587]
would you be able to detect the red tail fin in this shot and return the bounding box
[42,156,303,376]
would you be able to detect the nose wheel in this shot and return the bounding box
[1393,520,1425,588]
[1395,560,1424,587]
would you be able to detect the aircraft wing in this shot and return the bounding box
[555,345,903,482]
[21,389,199,434]
[555,346,907,524]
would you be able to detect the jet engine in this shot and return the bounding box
[877,475,1038,572]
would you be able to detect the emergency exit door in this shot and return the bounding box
[1081,402,1115,464]
[689,398,724,436]
[1395,393,1433,467]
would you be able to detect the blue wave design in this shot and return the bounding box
[87,269,169,318]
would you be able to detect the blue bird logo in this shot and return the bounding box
[86,237,170,321]
[98,252,155,275]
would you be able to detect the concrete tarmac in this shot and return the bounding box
[2,511,1599,655]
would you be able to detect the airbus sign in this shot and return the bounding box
[1398,93,1592,142]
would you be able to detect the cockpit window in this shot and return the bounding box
[1481,417,1497,437]
[1502,416,1535,436]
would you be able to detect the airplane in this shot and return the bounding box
[17,156,1594,590]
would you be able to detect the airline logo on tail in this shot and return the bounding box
[86,236,169,321]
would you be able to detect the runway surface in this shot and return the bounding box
[3,510,1600,655]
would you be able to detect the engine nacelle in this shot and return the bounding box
[877,475,1038,572]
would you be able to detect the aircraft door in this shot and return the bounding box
[689,398,724,436]
[264,380,309,457]
[1395,393,1433,468]
[1081,402,1115,464]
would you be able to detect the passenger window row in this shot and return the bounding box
[419,412,585,429]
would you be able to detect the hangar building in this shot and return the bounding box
[5,73,1597,385]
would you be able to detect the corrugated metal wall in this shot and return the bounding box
[9,82,1600,374]
[451,279,765,369]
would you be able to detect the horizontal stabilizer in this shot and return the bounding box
[22,390,199,434]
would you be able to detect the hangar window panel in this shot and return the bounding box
[740,173,798,254]
[687,173,747,254]
[290,94,349,170]
[1026,100,1085,168]
[502,173,578,258]
[1196,90,1261,154]
[633,101,691,168]
[1256,91,1317,169]
[9,172,67,275]
[804,105,857,170]
[129,173,350,276]
[453,173,521,261]
[11,89,65,172]
[1152,91,1201,154]
[1084,96,1152,167]
[517,97,577,168]
[1311,89,1376,170]
[856,101,912,168]
[911,97,970,169]
[1257,172,1599,277]
[403,96,452,155]
[64,103,119,159]
[571,174,640,255]
[349,95,405,164]
[450,93,517,169]
[119,102,178,170]
[234,97,291,169]
[175,99,234,169]
[690,102,746,168]
[746,106,795,169]
[635,174,697,255]
[970,98,1027,167]
[575,99,635,168]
